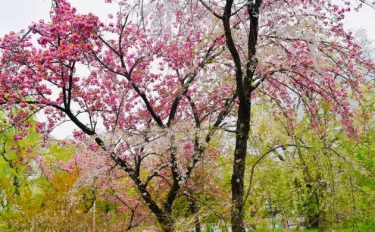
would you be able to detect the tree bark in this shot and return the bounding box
[156,216,175,232]
[224,0,260,230]
[231,100,251,232]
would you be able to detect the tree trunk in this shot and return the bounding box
[136,184,175,232]
[194,214,201,232]
[156,216,175,232]
[231,101,251,232]
[188,196,201,232]
[318,212,325,232]
[203,0,260,230]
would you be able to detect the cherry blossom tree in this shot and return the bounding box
[0,0,234,230]
[36,142,150,231]
[197,0,375,231]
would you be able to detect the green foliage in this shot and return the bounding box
[46,142,75,162]
[236,98,375,231]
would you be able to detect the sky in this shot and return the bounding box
[0,0,119,36]
[0,0,374,139]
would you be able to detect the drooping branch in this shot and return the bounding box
[243,143,313,205]
[198,0,223,19]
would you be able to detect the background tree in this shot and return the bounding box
[237,96,375,231]
[0,112,44,231]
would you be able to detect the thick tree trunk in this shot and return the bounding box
[222,1,259,229]
[136,184,175,232]
[231,101,251,232]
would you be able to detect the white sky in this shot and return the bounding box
[0,0,374,139]
[0,0,120,36]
